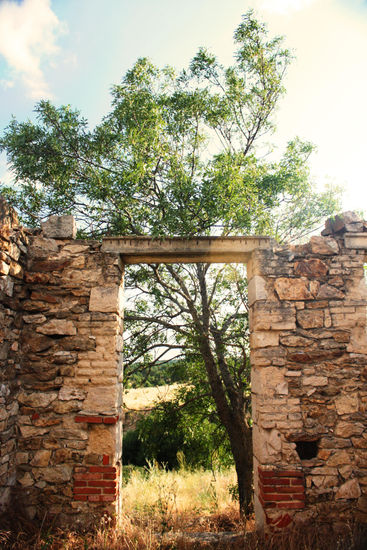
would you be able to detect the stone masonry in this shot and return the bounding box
[248,212,367,530]
[0,200,124,526]
[0,200,28,516]
[0,197,366,529]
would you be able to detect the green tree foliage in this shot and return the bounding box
[0,11,338,239]
[123,395,233,471]
[0,11,341,515]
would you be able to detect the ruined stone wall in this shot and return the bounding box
[0,200,28,514]
[10,214,124,525]
[249,214,367,530]
[1,199,367,530]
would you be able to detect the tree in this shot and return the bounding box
[0,11,340,515]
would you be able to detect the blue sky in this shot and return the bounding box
[0,0,366,215]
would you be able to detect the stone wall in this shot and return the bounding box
[0,199,366,530]
[248,212,367,530]
[0,208,124,525]
[0,199,28,514]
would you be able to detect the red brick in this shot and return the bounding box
[88,480,116,488]
[74,472,103,481]
[89,466,116,473]
[261,478,290,486]
[277,470,303,477]
[264,501,276,508]
[103,473,116,480]
[262,486,304,495]
[99,495,115,502]
[74,487,101,495]
[74,495,87,501]
[103,488,117,495]
[275,514,293,529]
[103,455,109,465]
[258,468,275,477]
[75,415,102,424]
[103,416,119,424]
[291,478,304,486]
[74,480,87,487]
[88,494,101,502]
[74,467,87,473]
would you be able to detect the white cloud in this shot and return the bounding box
[259,0,316,15]
[0,79,15,90]
[0,0,64,99]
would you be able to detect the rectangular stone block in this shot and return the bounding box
[250,302,296,331]
[89,286,123,314]
[248,276,268,306]
[250,331,279,349]
[41,215,77,239]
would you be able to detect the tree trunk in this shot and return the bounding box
[226,417,253,516]
[198,341,253,516]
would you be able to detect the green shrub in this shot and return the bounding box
[122,399,233,470]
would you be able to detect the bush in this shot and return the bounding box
[122,399,233,470]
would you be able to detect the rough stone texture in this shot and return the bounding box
[249,213,367,530]
[41,215,77,239]
[0,199,27,515]
[0,202,123,525]
[1,203,367,531]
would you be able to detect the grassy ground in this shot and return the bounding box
[120,462,240,533]
[1,464,366,549]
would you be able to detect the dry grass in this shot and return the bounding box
[124,384,183,411]
[121,462,239,533]
[1,464,366,549]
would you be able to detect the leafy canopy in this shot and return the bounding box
[0,10,339,241]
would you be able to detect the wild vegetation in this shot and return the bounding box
[1,461,366,550]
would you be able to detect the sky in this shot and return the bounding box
[0,0,366,215]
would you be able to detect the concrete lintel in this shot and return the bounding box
[344,233,367,250]
[101,236,274,264]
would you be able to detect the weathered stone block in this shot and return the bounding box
[39,465,72,483]
[335,479,361,500]
[27,236,59,259]
[274,277,318,301]
[310,236,339,255]
[344,233,367,250]
[297,309,324,329]
[294,259,328,278]
[30,450,51,467]
[89,286,124,314]
[335,393,359,415]
[58,387,86,401]
[250,303,296,331]
[18,392,58,408]
[303,376,328,386]
[251,367,288,396]
[248,275,268,306]
[0,276,14,296]
[87,424,116,455]
[250,331,279,349]
[83,386,118,413]
[41,215,77,239]
[323,211,362,235]
[317,284,344,300]
[36,319,76,336]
